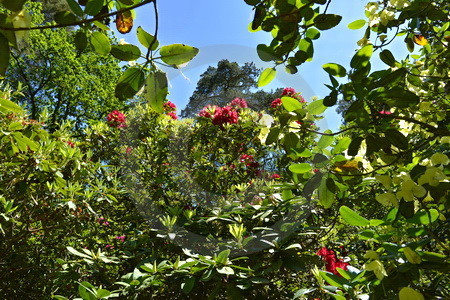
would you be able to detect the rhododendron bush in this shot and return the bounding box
[0,0,449,299]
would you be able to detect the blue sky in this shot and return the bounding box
[124,0,396,131]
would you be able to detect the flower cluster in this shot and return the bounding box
[106,110,126,128]
[317,247,349,276]
[270,98,282,108]
[164,101,178,120]
[230,97,248,109]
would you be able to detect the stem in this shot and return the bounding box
[146,0,159,60]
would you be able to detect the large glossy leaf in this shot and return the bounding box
[90,32,111,55]
[289,163,312,174]
[1,0,27,11]
[379,49,396,67]
[0,97,22,113]
[375,87,420,108]
[348,19,366,29]
[84,0,104,16]
[339,206,370,226]
[384,129,408,150]
[145,71,168,113]
[110,44,141,61]
[115,67,145,99]
[307,99,327,115]
[137,26,158,50]
[281,96,302,111]
[350,44,373,69]
[323,63,346,77]
[257,67,276,87]
[159,44,199,65]
[314,14,342,30]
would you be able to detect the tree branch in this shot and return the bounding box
[0,0,154,31]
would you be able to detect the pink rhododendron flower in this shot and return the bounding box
[97,217,110,226]
[379,110,392,115]
[270,98,282,108]
[164,101,177,112]
[105,244,114,249]
[317,247,349,276]
[212,106,239,126]
[230,97,248,109]
[106,110,126,128]
[115,235,127,242]
[125,147,133,154]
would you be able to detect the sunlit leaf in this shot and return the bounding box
[160,44,199,65]
[339,205,370,226]
[413,34,428,46]
[257,67,276,87]
[116,11,133,34]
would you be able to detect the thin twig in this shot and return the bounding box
[146,0,158,60]
[0,0,154,31]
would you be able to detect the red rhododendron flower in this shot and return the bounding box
[212,106,239,126]
[167,112,178,120]
[106,110,126,128]
[66,141,75,148]
[270,98,282,108]
[164,101,177,112]
[270,173,281,179]
[317,247,349,276]
[198,105,217,118]
[230,97,248,109]
[281,87,296,96]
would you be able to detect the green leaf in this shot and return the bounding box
[8,121,22,131]
[314,14,342,30]
[289,163,312,174]
[347,19,366,30]
[74,30,88,52]
[378,88,420,108]
[317,132,334,149]
[137,26,159,50]
[66,0,84,16]
[1,0,26,11]
[12,132,38,151]
[257,67,276,87]
[67,246,92,259]
[305,27,320,40]
[399,287,425,300]
[281,96,302,112]
[379,49,396,67]
[332,137,351,154]
[96,289,111,298]
[90,32,111,55]
[115,67,145,99]
[145,71,168,113]
[319,271,347,287]
[347,137,363,156]
[339,206,370,226]
[0,97,22,114]
[350,44,373,69]
[217,266,234,275]
[257,44,276,61]
[0,33,10,76]
[323,90,338,107]
[323,63,346,77]
[110,44,141,61]
[265,127,280,145]
[318,177,334,208]
[216,249,230,265]
[181,277,195,294]
[84,0,104,16]
[54,11,78,25]
[384,129,408,150]
[406,209,439,225]
[159,44,199,65]
[307,99,327,114]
